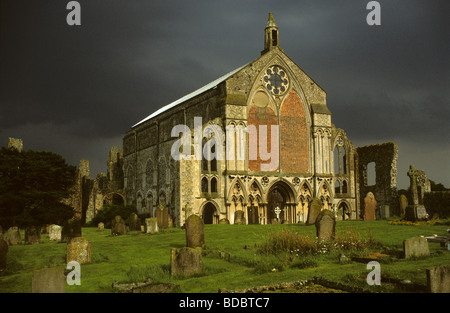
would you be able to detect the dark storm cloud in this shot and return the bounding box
[1,0,449,187]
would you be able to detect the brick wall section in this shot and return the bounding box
[280,90,309,173]
[248,105,278,172]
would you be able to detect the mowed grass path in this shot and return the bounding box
[1,220,448,293]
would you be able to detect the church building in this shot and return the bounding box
[122,13,399,226]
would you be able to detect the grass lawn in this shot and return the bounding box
[1,220,448,293]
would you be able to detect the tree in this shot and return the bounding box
[0,147,77,228]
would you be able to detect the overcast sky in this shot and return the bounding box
[1,0,449,189]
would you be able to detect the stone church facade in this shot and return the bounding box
[121,14,399,226]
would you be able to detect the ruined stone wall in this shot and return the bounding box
[356,142,399,218]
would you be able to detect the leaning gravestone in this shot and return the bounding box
[144,218,159,234]
[31,268,65,293]
[315,209,336,241]
[156,204,169,229]
[306,198,322,225]
[61,219,82,242]
[399,194,408,218]
[0,238,8,274]
[364,192,377,221]
[66,237,91,264]
[185,214,205,248]
[111,215,126,236]
[403,236,430,259]
[49,225,62,242]
[25,226,41,244]
[170,247,202,277]
[426,264,450,293]
[6,226,21,245]
[127,213,142,232]
[234,210,246,225]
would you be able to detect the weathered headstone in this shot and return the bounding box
[0,238,8,274]
[97,222,104,231]
[364,192,377,221]
[144,218,159,234]
[31,268,65,293]
[66,237,91,264]
[62,219,82,242]
[234,210,246,225]
[306,198,322,225]
[403,236,430,259]
[127,213,141,232]
[49,225,62,242]
[315,209,336,241]
[399,194,408,218]
[426,264,450,293]
[218,218,230,224]
[25,226,41,244]
[111,215,126,235]
[6,226,21,245]
[185,214,205,248]
[155,204,169,229]
[379,205,390,219]
[170,247,202,277]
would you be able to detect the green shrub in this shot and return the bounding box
[91,204,137,228]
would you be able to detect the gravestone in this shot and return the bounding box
[234,210,246,225]
[156,204,169,229]
[66,237,91,264]
[31,268,65,293]
[49,225,62,242]
[111,215,126,235]
[218,218,230,224]
[426,264,450,293]
[170,247,202,277]
[399,194,408,218]
[25,226,41,244]
[0,238,8,274]
[403,236,430,259]
[379,205,390,219]
[364,192,377,221]
[127,213,141,232]
[306,198,322,225]
[97,222,104,231]
[315,209,336,241]
[144,218,159,234]
[62,219,82,242]
[185,214,205,248]
[6,226,21,245]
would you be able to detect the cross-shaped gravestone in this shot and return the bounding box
[274,206,281,220]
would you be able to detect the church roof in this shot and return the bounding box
[132,63,249,128]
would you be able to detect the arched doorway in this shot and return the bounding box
[337,201,351,221]
[267,181,295,223]
[202,202,216,224]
